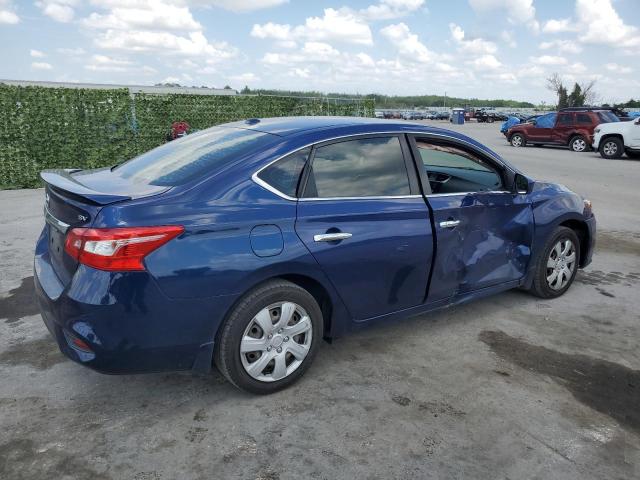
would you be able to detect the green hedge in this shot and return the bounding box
[0,85,374,189]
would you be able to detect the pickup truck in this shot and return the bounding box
[593,117,640,159]
[507,108,620,152]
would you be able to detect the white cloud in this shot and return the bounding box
[229,72,261,83]
[190,0,288,12]
[380,22,435,63]
[0,0,19,24]
[85,54,133,72]
[30,49,46,58]
[36,0,79,23]
[568,62,587,74]
[500,30,517,48]
[251,22,291,40]
[530,55,568,66]
[468,0,539,32]
[359,0,424,20]
[542,18,576,34]
[605,63,633,74]
[57,47,85,56]
[576,0,640,48]
[539,40,582,54]
[470,54,502,70]
[31,62,53,70]
[252,8,373,46]
[449,23,497,54]
[81,1,238,62]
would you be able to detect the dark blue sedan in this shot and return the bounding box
[35,117,595,393]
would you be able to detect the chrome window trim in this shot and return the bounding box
[299,195,423,202]
[44,204,70,233]
[426,190,511,198]
[251,130,507,201]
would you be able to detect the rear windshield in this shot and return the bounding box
[114,127,274,186]
[597,111,619,123]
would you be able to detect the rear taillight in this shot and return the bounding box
[64,226,184,271]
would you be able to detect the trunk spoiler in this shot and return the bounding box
[40,169,167,205]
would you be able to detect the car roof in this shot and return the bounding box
[222,116,508,167]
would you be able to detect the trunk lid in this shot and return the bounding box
[41,169,168,284]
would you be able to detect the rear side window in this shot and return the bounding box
[114,127,274,186]
[257,148,310,198]
[576,113,592,124]
[303,137,410,198]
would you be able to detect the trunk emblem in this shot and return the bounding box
[78,214,88,222]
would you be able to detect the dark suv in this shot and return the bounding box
[507,108,619,152]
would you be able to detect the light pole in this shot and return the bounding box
[444,91,447,109]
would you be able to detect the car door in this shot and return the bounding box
[551,112,575,144]
[527,112,557,143]
[409,136,534,303]
[295,135,434,321]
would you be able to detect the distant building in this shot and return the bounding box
[0,79,238,96]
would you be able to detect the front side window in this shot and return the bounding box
[535,113,557,128]
[257,148,310,198]
[576,113,591,124]
[558,113,573,125]
[416,141,502,194]
[303,137,411,198]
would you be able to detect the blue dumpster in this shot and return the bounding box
[451,108,465,125]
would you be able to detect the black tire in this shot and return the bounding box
[529,226,581,299]
[510,133,525,148]
[625,149,640,159]
[599,137,624,159]
[569,135,589,152]
[214,279,323,394]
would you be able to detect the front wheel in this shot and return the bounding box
[529,226,580,299]
[510,133,525,147]
[599,137,623,159]
[214,280,323,394]
[569,135,589,152]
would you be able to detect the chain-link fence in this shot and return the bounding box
[0,85,374,189]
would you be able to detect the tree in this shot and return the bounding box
[546,73,597,108]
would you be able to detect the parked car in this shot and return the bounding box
[35,117,595,394]
[434,111,450,120]
[593,116,640,159]
[507,108,619,152]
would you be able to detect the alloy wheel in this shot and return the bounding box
[546,239,576,290]
[572,138,586,152]
[240,302,312,382]
[511,135,523,147]
[603,141,618,156]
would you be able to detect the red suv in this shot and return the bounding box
[507,108,619,152]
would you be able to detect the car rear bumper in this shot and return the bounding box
[34,228,237,375]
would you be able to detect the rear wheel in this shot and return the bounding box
[510,133,525,147]
[600,137,623,159]
[214,280,323,394]
[529,226,580,299]
[569,135,588,152]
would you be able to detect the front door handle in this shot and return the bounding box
[314,232,353,242]
[439,220,460,229]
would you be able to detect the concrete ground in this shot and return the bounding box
[1,121,639,480]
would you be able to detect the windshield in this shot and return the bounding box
[113,127,274,186]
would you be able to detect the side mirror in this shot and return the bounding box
[531,119,537,125]
[514,173,531,194]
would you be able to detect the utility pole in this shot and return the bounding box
[444,91,447,108]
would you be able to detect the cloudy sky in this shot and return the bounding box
[0,0,638,103]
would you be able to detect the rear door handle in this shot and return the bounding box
[439,220,460,229]
[314,232,353,242]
